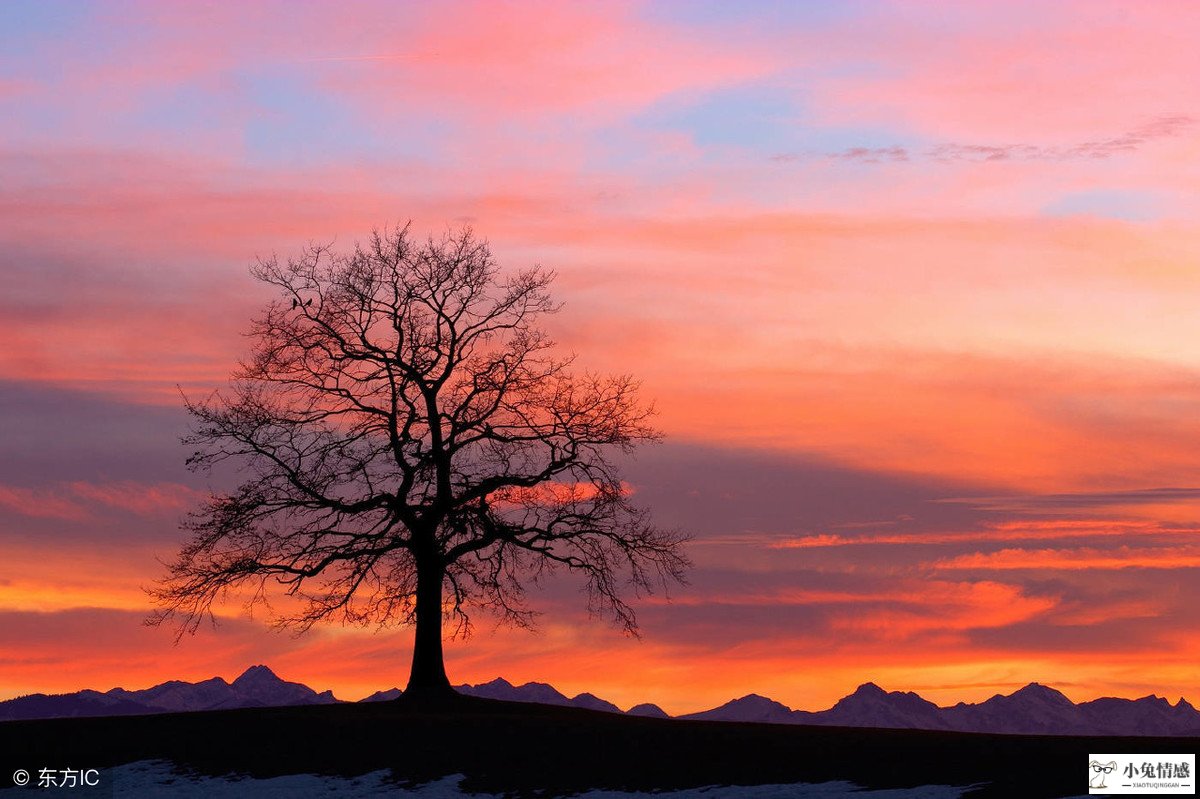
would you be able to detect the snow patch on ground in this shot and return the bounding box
[0,760,983,797]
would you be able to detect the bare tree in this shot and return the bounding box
[149,225,689,697]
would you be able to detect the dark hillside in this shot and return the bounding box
[1,695,1194,797]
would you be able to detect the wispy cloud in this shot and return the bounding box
[0,485,88,521]
[0,481,199,521]
[67,481,199,516]
[825,146,910,163]
[771,115,1195,166]
[763,519,1190,550]
[939,487,1200,513]
[827,580,1058,638]
[930,115,1195,162]
[296,52,441,63]
[936,545,1200,571]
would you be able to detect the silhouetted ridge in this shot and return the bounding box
[0,666,337,721]
[6,670,1200,735]
[676,681,1200,735]
[570,692,622,713]
[851,682,886,696]
[680,693,795,723]
[627,702,670,718]
[453,678,624,713]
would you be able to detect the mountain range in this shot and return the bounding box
[361,676,672,718]
[3,667,1198,736]
[0,665,337,721]
[679,681,1200,736]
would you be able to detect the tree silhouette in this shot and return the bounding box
[149,225,689,697]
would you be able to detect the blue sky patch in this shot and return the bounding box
[1042,190,1161,222]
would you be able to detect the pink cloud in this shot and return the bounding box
[319,1,773,122]
[806,2,1200,142]
[67,481,200,517]
[0,485,88,521]
[0,79,33,99]
[0,482,199,521]
[1,1,775,167]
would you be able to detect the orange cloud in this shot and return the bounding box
[0,608,303,702]
[490,480,634,508]
[764,520,1192,549]
[826,582,1058,640]
[936,545,1200,571]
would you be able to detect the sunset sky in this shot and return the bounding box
[5,0,1200,715]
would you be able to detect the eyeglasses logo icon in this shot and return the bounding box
[1090,760,1117,789]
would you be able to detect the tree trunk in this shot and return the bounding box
[404,556,453,699]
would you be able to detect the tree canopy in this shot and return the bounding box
[150,225,689,694]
